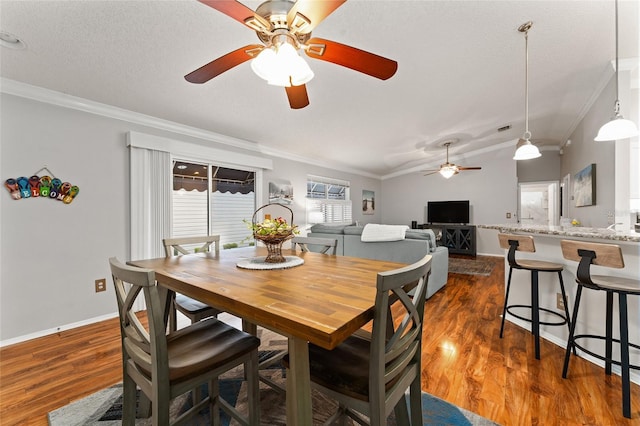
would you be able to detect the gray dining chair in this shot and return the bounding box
[109,257,260,425]
[163,235,222,332]
[290,236,338,255]
[286,254,432,425]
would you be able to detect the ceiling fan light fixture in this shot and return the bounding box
[250,40,314,87]
[439,165,457,179]
[513,137,541,160]
[595,0,639,141]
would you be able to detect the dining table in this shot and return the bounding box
[129,246,407,425]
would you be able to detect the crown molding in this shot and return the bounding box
[0,78,381,180]
[0,78,263,150]
[560,57,640,145]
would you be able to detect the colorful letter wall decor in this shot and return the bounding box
[4,174,79,204]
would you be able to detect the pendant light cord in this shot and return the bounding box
[614,0,620,114]
[519,22,532,140]
[524,28,529,138]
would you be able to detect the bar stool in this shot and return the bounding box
[498,233,572,360]
[560,239,640,419]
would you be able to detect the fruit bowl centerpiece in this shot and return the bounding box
[247,204,299,263]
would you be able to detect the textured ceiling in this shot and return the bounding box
[1,1,638,178]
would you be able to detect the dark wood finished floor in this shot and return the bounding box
[1,255,638,425]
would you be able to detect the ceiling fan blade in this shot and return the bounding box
[185,44,263,84]
[197,0,271,32]
[285,84,310,109]
[422,170,440,176]
[287,0,346,34]
[458,167,482,171]
[305,38,398,80]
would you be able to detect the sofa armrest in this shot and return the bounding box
[426,247,449,298]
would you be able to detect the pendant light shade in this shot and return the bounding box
[514,21,541,161]
[595,0,639,141]
[595,112,639,141]
[514,136,541,160]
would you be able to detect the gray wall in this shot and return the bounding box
[561,78,616,228]
[378,77,619,253]
[517,148,561,182]
[263,157,381,232]
[0,72,620,342]
[380,148,519,255]
[0,93,378,343]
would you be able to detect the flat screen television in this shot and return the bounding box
[427,200,470,224]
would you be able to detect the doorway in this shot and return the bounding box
[518,181,559,226]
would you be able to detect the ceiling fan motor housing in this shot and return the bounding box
[255,0,311,46]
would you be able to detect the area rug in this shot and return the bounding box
[448,257,494,276]
[48,329,499,426]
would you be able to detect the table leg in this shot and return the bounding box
[286,336,312,425]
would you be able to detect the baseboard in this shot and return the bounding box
[475,252,503,258]
[0,312,119,348]
[506,317,640,386]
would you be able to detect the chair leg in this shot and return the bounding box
[605,291,614,376]
[531,270,540,360]
[246,351,260,425]
[122,373,137,426]
[169,297,178,332]
[409,374,423,426]
[500,267,514,338]
[619,293,632,419]
[557,271,576,355]
[153,384,171,426]
[393,392,410,426]
[563,286,583,378]
[211,379,221,426]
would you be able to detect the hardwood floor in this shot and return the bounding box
[1,255,638,425]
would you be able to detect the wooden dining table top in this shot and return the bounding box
[129,247,407,350]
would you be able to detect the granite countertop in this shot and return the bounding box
[478,223,640,243]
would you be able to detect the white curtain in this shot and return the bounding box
[129,146,171,261]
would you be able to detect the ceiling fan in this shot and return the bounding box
[185,0,398,109]
[422,142,482,178]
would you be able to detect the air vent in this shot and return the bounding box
[497,125,512,132]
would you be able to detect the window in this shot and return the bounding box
[172,161,256,248]
[306,176,352,224]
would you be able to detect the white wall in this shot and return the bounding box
[0,93,378,343]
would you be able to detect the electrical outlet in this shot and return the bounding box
[556,292,566,311]
[506,212,511,219]
[95,278,107,293]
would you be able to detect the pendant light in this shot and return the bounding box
[513,21,541,161]
[594,0,639,141]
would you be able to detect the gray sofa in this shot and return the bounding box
[308,224,448,299]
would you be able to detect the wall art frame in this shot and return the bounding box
[574,163,596,207]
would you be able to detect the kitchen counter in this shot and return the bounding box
[478,223,640,243]
[478,223,639,386]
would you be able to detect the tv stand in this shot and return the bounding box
[423,224,476,256]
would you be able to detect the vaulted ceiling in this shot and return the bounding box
[1,1,638,178]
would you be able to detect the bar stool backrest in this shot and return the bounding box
[560,240,625,268]
[498,233,536,268]
[498,233,535,252]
